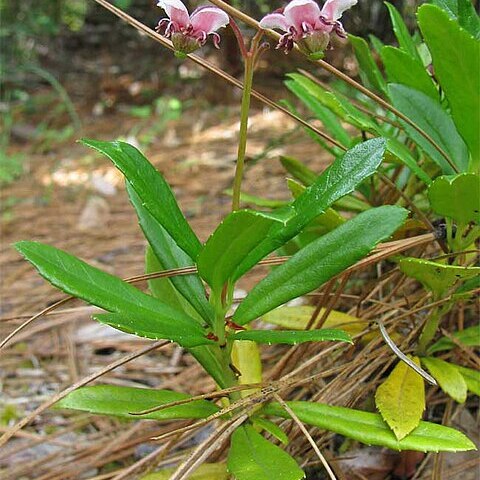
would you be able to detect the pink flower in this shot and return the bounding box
[260,0,357,55]
[156,0,229,54]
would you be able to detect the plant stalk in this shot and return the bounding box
[232,53,255,211]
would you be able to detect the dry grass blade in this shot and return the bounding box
[272,392,337,480]
[0,340,168,448]
[0,296,71,350]
[169,414,248,480]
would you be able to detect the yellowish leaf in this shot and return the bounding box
[261,306,364,335]
[421,357,468,403]
[375,357,425,440]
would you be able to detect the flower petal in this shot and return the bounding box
[157,0,190,27]
[284,0,321,31]
[190,6,229,34]
[321,0,357,21]
[259,12,289,32]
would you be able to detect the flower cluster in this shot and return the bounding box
[260,0,357,55]
[156,0,229,54]
[156,0,357,56]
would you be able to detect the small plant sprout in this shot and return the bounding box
[156,0,229,55]
[260,0,357,56]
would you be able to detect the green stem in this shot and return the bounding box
[232,53,255,212]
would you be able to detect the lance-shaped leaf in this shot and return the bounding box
[388,84,469,174]
[231,328,352,345]
[251,417,289,445]
[385,2,421,60]
[82,139,201,259]
[232,138,388,281]
[128,184,213,324]
[381,46,438,100]
[56,385,219,420]
[428,324,480,354]
[453,365,480,396]
[263,401,476,452]
[421,357,468,403]
[418,5,480,164]
[375,357,425,440]
[349,34,387,95]
[233,206,407,325]
[197,209,293,293]
[15,241,210,349]
[93,313,212,347]
[399,258,480,297]
[428,174,480,225]
[227,425,304,480]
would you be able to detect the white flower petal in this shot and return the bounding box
[190,6,229,34]
[157,0,190,26]
[321,0,357,21]
[259,12,289,32]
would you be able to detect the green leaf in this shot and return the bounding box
[386,138,432,185]
[233,206,407,325]
[197,209,291,293]
[142,463,228,480]
[388,84,469,174]
[381,46,438,100]
[146,246,200,319]
[227,425,304,480]
[349,34,387,94]
[284,81,352,148]
[263,401,476,452]
[421,357,468,403]
[15,241,209,348]
[82,139,201,258]
[453,365,480,396]
[261,305,365,336]
[428,173,480,224]
[429,0,480,41]
[231,328,352,345]
[428,324,480,354]
[286,74,378,132]
[93,313,212,347]
[418,5,480,165]
[223,189,287,209]
[280,156,317,186]
[399,257,480,297]
[56,385,219,420]
[128,184,213,323]
[375,357,425,440]
[233,138,388,281]
[385,2,421,60]
[251,417,289,445]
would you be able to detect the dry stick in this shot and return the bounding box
[207,0,459,174]
[272,393,337,480]
[93,0,345,151]
[0,340,168,448]
[376,314,436,385]
[169,414,248,480]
